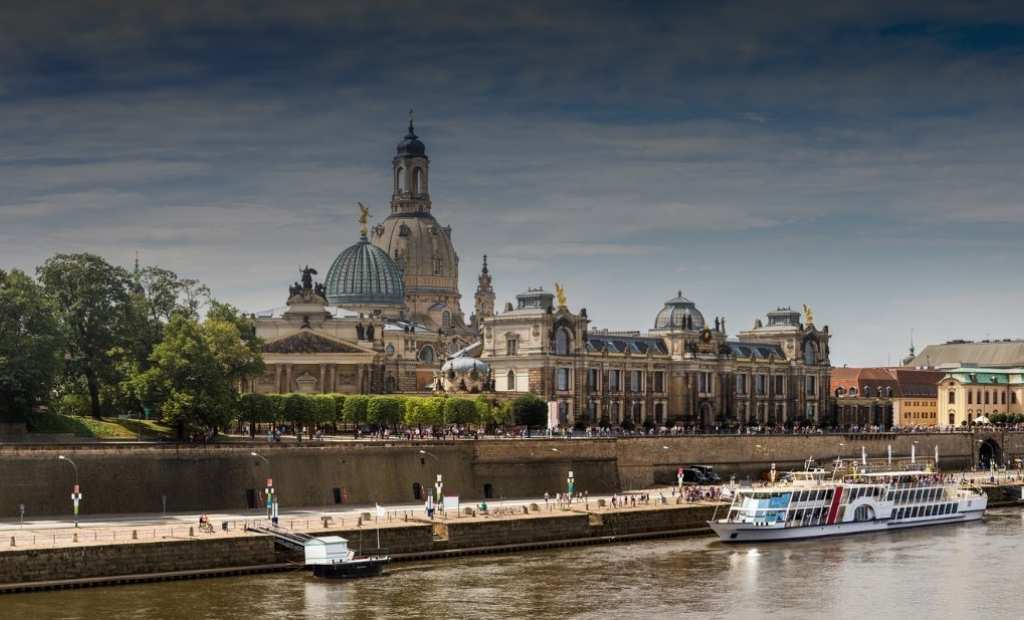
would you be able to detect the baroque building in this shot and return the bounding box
[480,289,831,429]
[248,119,489,395]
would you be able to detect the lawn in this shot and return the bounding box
[26,412,173,439]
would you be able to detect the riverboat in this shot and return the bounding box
[304,535,390,579]
[709,462,987,543]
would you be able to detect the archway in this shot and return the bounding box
[979,438,1002,470]
[700,401,715,429]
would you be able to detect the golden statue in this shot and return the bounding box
[554,282,567,307]
[802,304,814,325]
[357,202,369,236]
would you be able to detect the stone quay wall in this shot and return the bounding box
[2,432,1022,518]
[0,503,719,588]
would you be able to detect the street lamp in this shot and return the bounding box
[57,455,81,527]
[419,450,442,514]
[251,451,278,524]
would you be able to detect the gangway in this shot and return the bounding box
[246,525,314,552]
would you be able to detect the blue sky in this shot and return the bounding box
[2,1,1023,366]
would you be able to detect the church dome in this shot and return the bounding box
[372,213,459,298]
[324,233,405,309]
[653,291,705,331]
[396,121,426,157]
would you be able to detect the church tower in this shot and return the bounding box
[472,255,495,329]
[390,112,431,215]
[371,112,465,333]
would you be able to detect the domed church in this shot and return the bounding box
[245,117,495,396]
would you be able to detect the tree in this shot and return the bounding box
[38,254,131,418]
[0,270,64,420]
[136,313,263,438]
[512,394,548,428]
[240,392,274,438]
[283,393,314,437]
[367,396,403,430]
[444,397,478,426]
[343,395,369,426]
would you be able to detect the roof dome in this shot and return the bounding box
[653,291,705,331]
[325,233,406,309]
[441,357,490,375]
[396,120,426,158]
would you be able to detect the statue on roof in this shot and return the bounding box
[300,265,317,293]
[555,282,567,308]
[802,304,814,325]
[358,202,370,236]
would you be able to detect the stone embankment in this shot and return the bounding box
[0,501,719,593]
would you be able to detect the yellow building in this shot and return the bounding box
[938,368,1024,427]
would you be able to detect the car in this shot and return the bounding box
[688,465,722,484]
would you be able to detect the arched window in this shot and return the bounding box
[803,340,817,365]
[506,370,516,392]
[418,345,435,363]
[395,166,404,192]
[863,386,872,397]
[554,328,571,355]
[442,311,451,330]
[836,387,846,397]
[412,167,423,194]
[849,387,858,396]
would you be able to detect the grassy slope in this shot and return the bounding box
[26,412,172,439]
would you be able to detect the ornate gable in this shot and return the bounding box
[263,332,364,354]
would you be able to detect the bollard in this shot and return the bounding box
[189,526,194,537]
[9,536,14,547]
[73,532,78,543]
[132,530,138,540]
[357,516,362,527]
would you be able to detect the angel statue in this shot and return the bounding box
[802,304,814,325]
[357,202,370,235]
[554,282,567,308]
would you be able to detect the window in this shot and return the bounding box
[948,390,956,405]
[506,370,516,392]
[506,337,518,356]
[1013,391,1018,405]
[432,256,442,275]
[654,402,664,423]
[442,311,451,330]
[412,167,423,194]
[984,391,990,405]
[698,372,712,395]
[736,374,748,395]
[587,368,599,390]
[554,328,571,355]
[773,375,785,396]
[863,386,872,397]
[630,370,642,392]
[968,391,973,405]
[653,371,664,392]
[395,166,404,192]
[755,374,767,396]
[556,368,570,391]
[418,345,435,363]
[607,370,620,392]
[1001,392,1007,405]
[805,375,817,397]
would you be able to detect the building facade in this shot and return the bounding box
[249,120,489,395]
[938,368,1024,427]
[831,368,944,428]
[480,290,831,428]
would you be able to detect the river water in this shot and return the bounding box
[7,508,1023,620]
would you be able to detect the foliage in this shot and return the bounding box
[37,254,131,418]
[0,269,64,420]
[135,313,262,436]
[444,397,478,425]
[511,394,548,428]
[342,395,369,425]
[367,396,404,428]
[403,396,445,427]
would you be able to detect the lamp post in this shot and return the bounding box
[251,451,277,524]
[57,455,81,527]
[419,450,442,514]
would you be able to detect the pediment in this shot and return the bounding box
[263,331,365,354]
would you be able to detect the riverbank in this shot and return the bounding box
[0,499,720,593]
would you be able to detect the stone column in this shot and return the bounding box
[357,365,365,394]
[285,364,293,394]
[319,364,326,394]
[275,365,283,393]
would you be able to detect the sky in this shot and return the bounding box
[2,1,1023,366]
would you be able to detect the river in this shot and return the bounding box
[7,508,1023,619]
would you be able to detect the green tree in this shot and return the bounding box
[240,392,274,438]
[367,396,403,430]
[136,314,262,438]
[512,394,548,428]
[283,393,314,437]
[445,397,478,426]
[38,254,132,418]
[0,270,64,420]
[343,395,369,425]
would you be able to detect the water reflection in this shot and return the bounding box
[4,511,1022,619]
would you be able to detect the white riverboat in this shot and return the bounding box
[709,462,987,543]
